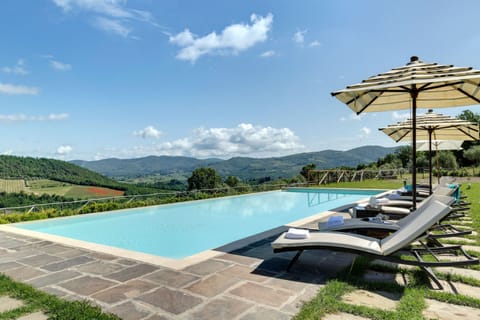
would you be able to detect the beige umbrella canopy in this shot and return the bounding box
[332,56,480,208]
[379,109,479,193]
[416,140,463,152]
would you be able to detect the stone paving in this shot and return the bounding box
[0,231,347,319]
[0,219,478,319]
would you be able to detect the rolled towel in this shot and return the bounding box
[327,215,344,227]
[376,198,389,204]
[285,228,309,239]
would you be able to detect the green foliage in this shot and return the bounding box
[224,176,239,188]
[187,167,223,191]
[434,150,458,169]
[300,163,316,181]
[464,146,480,165]
[0,192,73,208]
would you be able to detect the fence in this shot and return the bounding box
[0,182,313,215]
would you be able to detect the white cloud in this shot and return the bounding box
[0,83,39,95]
[361,127,371,135]
[133,126,162,139]
[309,40,321,47]
[93,17,131,38]
[340,113,365,121]
[111,123,304,159]
[392,111,410,120]
[2,59,28,75]
[293,30,307,44]
[50,60,72,71]
[51,0,156,37]
[169,13,273,63]
[260,50,276,58]
[56,145,73,155]
[0,113,69,121]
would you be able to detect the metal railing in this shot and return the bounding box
[0,182,313,215]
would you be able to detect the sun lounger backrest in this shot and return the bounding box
[395,195,435,227]
[434,186,455,196]
[380,200,450,256]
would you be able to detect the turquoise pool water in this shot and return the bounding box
[16,189,381,259]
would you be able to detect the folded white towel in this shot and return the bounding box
[285,228,309,239]
[327,215,344,227]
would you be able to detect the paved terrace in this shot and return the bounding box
[0,214,478,319]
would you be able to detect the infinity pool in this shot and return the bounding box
[15,188,381,259]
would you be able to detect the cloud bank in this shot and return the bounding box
[169,13,273,63]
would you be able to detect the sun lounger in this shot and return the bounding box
[272,199,478,289]
[320,195,471,241]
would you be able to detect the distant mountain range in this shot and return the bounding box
[72,145,398,181]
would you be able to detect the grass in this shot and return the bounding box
[294,179,480,319]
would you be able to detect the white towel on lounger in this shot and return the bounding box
[285,228,309,239]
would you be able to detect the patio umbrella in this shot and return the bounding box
[417,140,463,185]
[379,109,479,194]
[416,140,463,152]
[331,56,480,208]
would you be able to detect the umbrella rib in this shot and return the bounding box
[456,87,480,104]
[457,127,480,140]
[418,81,464,91]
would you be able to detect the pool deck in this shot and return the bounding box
[0,214,355,320]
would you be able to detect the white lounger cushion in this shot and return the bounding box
[272,231,383,255]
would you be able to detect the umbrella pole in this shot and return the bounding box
[428,130,433,195]
[411,89,418,210]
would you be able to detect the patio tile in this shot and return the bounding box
[91,279,157,304]
[217,253,262,266]
[229,282,291,307]
[55,248,90,259]
[108,301,152,320]
[74,261,124,275]
[0,261,23,271]
[187,296,253,320]
[0,296,24,312]
[281,285,321,315]
[136,287,203,315]
[27,270,82,288]
[18,254,63,267]
[0,239,28,249]
[144,315,172,320]
[185,273,240,298]
[104,263,158,282]
[323,312,370,320]
[42,286,70,297]
[17,312,49,320]
[423,298,480,319]
[342,290,401,311]
[115,258,138,266]
[41,255,94,272]
[58,275,117,296]
[219,264,273,283]
[2,266,47,281]
[37,244,72,254]
[143,269,199,288]
[239,306,291,320]
[183,259,232,276]
[88,252,118,261]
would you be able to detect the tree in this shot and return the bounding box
[300,164,316,181]
[464,145,480,165]
[395,146,412,168]
[434,151,458,170]
[224,176,239,188]
[187,167,223,191]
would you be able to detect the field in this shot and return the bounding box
[0,179,124,199]
[0,179,29,193]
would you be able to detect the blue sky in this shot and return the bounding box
[1,0,480,161]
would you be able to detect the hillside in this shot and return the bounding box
[72,145,399,180]
[0,155,138,193]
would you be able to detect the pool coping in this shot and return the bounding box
[0,188,389,270]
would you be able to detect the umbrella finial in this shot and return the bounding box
[407,56,422,65]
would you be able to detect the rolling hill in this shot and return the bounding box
[72,145,399,181]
